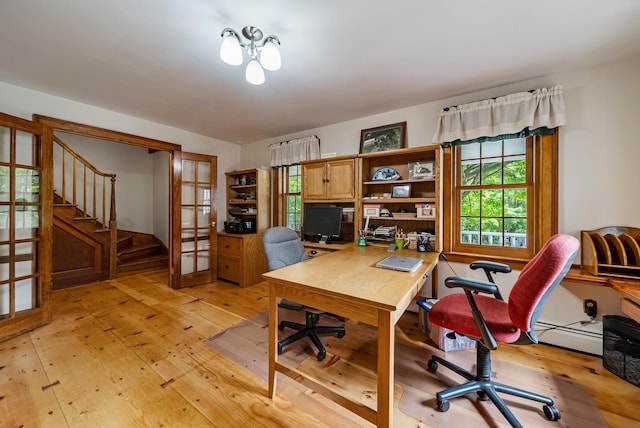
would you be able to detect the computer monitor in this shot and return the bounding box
[302,206,343,244]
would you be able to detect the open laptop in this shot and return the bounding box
[376,255,423,273]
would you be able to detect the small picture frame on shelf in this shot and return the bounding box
[408,161,435,179]
[392,184,411,198]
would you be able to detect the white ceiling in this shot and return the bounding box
[1,1,640,144]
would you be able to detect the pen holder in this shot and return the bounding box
[395,238,405,250]
[417,241,427,252]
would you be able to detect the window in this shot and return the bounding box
[274,164,302,231]
[443,131,558,263]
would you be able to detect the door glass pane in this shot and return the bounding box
[0,244,9,281]
[16,168,39,202]
[197,251,210,271]
[197,161,210,183]
[15,277,35,312]
[0,282,9,317]
[15,242,35,277]
[197,206,209,227]
[15,131,37,166]
[0,206,8,241]
[0,126,9,163]
[181,252,194,274]
[183,160,196,181]
[181,207,195,227]
[182,183,195,204]
[197,184,210,205]
[0,166,9,202]
[15,206,39,240]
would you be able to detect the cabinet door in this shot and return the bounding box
[326,159,355,199]
[302,162,328,199]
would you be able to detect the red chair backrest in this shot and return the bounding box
[508,234,580,332]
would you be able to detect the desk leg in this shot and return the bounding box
[268,283,278,399]
[377,309,394,428]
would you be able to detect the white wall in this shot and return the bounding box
[241,55,640,354]
[0,81,242,232]
[152,151,171,246]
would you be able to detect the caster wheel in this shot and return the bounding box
[543,405,561,421]
[436,398,450,412]
[427,359,438,372]
[337,331,346,338]
[316,350,326,361]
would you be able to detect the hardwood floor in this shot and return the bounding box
[1,269,638,427]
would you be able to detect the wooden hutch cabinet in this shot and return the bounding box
[217,168,269,287]
[301,156,358,243]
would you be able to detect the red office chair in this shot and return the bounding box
[427,234,580,428]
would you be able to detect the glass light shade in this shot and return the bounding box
[245,59,265,85]
[220,34,243,65]
[260,40,281,71]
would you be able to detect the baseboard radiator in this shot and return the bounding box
[535,321,603,356]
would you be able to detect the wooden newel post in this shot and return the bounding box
[109,175,117,278]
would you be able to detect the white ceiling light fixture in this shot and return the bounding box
[220,26,281,85]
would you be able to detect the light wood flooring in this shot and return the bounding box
[1,270,638,427]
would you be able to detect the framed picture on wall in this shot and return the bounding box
[360,121,407,154]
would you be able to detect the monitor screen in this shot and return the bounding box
[302,206,343,243]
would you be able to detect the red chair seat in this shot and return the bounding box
[430,294,521,343]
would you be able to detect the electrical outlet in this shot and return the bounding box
[584,299,598,318]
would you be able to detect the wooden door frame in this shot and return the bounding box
[33,115,184,288]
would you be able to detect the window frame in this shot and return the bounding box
[442,131,558,268]
[273,164,302,231]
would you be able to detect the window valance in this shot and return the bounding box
[432,85,566,146]
[269,135,320,167]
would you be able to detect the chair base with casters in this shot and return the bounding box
[278,300,346,362]
[427,344,560,428]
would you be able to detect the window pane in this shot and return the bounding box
[481,189,503,217]
[505,218,527,247]
[504,155,526,184]
[460,190,480,216]
[460,217,480,244]
[460,142,480,160]
[482,140,502,157]
[504,188,527,217]
[481,218,503,246]
[504,137,526,156]
[461,159,480,186]
[481,158,502,185]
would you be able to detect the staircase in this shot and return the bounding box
[53,193,168,288]
[52,136,168,289]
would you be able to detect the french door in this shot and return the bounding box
[0,112,52,342]
[179,153,217,287]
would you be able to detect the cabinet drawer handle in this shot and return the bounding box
[225,244,230,249]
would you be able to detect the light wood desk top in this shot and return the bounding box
[262,245,439,428]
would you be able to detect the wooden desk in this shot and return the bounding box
[262,245,439,428]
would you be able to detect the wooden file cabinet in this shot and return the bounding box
[217,233,266,287]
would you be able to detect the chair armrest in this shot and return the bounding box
[445,276,499,296]
[470,260,512,274]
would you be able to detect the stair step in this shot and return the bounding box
[117,254,169,275]
[118,243,163,263]
[73,216,98,221]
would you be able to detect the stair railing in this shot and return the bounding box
[53,136,118,277]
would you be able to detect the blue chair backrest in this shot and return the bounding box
[262,227,309,271]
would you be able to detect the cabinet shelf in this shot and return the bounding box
[362,198,435,204]
[363,178,435,185]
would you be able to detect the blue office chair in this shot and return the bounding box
[262,226,345,361]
